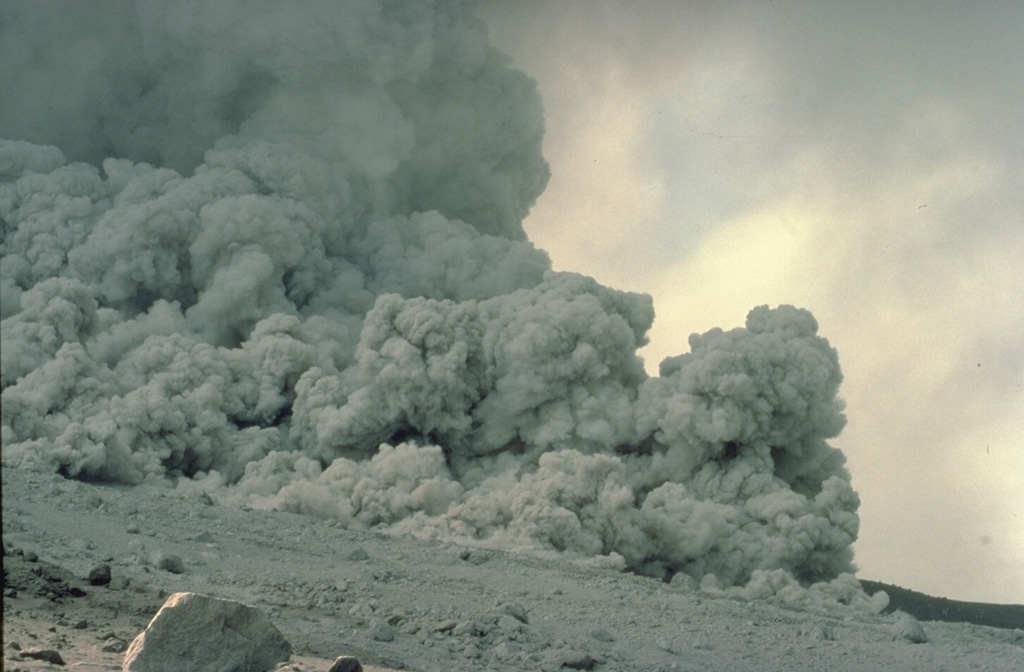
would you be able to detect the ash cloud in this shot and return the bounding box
[1,0,863,600]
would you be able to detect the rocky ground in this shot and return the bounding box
[3,465,1022,672]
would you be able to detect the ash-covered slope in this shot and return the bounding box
[4,0,858,598]
[4,466,1023,672]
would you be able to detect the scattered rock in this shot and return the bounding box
[327,656,362,672]
[452,620,477,637]
[69,538,92,552]
[542,650,596,671]
[88,563,112,586]
[891,611,929,643]
[669,572,697,591]
[503,602,529,624]
[369,619,395,642]
[102,637,129,653]
[6,555,89,602]
[19,648,66,665]
[491,641,520,660]
[110,576,131,591]
[457,548,492,565]
[123,592,291,672]
[563,651,598,670]
[150,552,185,574]
[807,623,836,641]
[655,636,675,652]
[496,615,523,631]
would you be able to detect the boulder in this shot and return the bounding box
[123,592,291,672]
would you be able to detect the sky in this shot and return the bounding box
[479,0,1024,604]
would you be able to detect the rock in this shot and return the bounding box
[327,656,362,672]
[589,629,615,643]
[69,538,92,552]
[807,623,836,641]
[503,602,529,624]
[891,611,929,643]
[655,636,674,652]
[369,619,395,642]
[452,620,477,636]
[110,576,131,591]
[102,637,129,653]
[669,572,697,591]
[491,641,520,660]
[150,552,185,574]
[20,648,66,665]
[563,651,598,670]
[542,650,596,672]
[123,592,291,672]
[88,564,112,586]
[347,548,369,562]
[24,550,39,562]
[457,548,492,565]
[496,615,523,631]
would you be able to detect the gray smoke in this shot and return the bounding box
[1,0,869,605]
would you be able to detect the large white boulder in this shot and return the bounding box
[123,592,291,672]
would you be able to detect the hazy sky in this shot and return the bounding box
[479,0,1023,604]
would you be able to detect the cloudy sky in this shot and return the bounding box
[479,0,1023,604]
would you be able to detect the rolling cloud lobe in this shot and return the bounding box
[1,0,872,607]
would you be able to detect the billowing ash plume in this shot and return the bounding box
[1,0,863,599]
